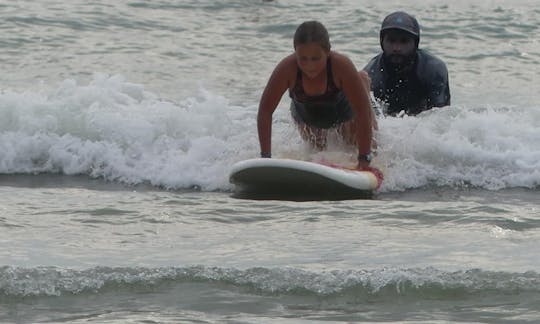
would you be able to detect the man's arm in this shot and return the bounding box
[426,57,451,108]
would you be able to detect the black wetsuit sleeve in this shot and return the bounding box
[363,55,384,99]
[362,58,374,73]
[362,56,380,80]
[425,59,451,108]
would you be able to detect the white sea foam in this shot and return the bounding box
[376,104,540,191]
[0,74,257,190]
[1,74,539,192]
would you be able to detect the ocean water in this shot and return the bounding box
[1,1,540,323]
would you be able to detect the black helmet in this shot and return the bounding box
[380,11,420,47]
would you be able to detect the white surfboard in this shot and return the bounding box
[229,158,383,200]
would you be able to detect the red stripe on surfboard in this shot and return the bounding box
[317,161,384,189]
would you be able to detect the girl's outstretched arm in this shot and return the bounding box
[257,55,295,157]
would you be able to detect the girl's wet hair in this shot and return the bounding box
[293,21,331,52]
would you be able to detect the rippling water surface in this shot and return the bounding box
[1,1,540,323]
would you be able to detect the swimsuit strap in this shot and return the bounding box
[292,58,339,101]
[325,58,338,92]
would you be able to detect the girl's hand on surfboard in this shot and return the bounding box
[356,160,370,170]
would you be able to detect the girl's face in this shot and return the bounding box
[294,42,329,79]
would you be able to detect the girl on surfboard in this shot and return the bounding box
[257,21,376,169]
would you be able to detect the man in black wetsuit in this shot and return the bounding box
[364,11,451,116]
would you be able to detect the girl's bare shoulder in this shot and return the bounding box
[270,54,297,84]
[275,53,297,71]
[329,51,356,70]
